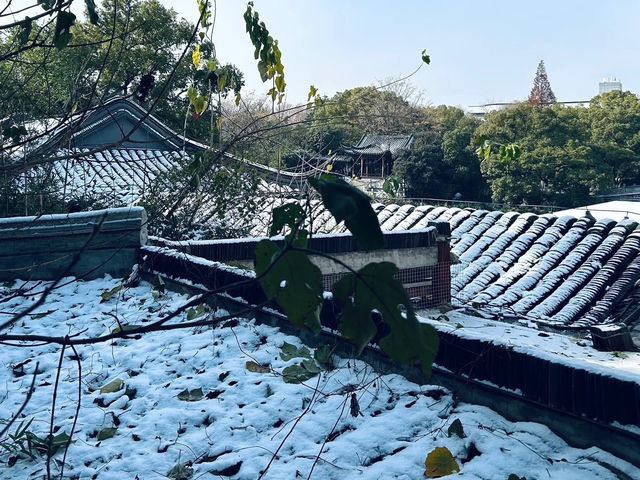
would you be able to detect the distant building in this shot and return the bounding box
[341,134,414,179]
[467,100,590,119]
[599,77,623,94]
[468,78,626,119]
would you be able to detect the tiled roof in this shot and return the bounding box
[343,134,414,156]
[259,202,640,331]
[38,148,186,204]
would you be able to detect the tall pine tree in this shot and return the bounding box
[528,60,557,106]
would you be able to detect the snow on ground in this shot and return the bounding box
[0,277,638,480]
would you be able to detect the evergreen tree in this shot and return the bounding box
[528,60,557,106]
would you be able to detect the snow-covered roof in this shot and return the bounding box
[14,97,321,196]
[249,202,640,331]
[555,201,640,223]
[1,277,637,479]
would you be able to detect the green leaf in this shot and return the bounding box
[309,174,383,251]
[421,49,431,64]
[217,70,228,92]
[177,388,204,402]
[279,341,312,361]
[28,431,71,455]
[332,262,438,376]
[100,379,124,394]
[301,358,321,374]
[193,95,208,115]
[186,303,207,320]
[257,60,268,82]
[245,361,270,373]
[269,203,306,237]
[424,446,460,478]
[100,285,122,303]
[85,0,99,24]
[254,240,322,332]
[17,17,32,46]
[53,11,76,50]
[97,427,117,441]
[313,344,333,368]
[187,86,198,104]
[447,418,466,438]
[282,361,320,384]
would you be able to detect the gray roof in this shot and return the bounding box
[252,201,640,332]
[37,148,186,205]
[344,134,414,156]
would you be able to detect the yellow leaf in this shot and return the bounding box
[235,92,242,106]
[192,44,201,68]
[207,58,217,72]
[424,447,460,478]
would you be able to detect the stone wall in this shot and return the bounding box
[0,207,146,281]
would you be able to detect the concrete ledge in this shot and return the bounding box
[0,207,146,281]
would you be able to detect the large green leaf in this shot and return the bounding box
[53,11,76,50]
[269,203,306,237]
[282,359,321,384]
[279,341,311,361]
[332,262,438,376]
[17,17,32,46]
[85,0,99,24]
[308,174,383,251]
[254,239,322,332]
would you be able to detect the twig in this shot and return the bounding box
[46,339,68,480]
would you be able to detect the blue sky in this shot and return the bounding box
[165,0,639,107]
[7,0,640,107]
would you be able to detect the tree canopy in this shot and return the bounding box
[476,93,640,207]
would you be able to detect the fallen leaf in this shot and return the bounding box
[100,379,124,394]
[97,427,117,441]
[177,388,204,402]
[245,361,270,374]
[425,446,460,478]
[447,418,466,438]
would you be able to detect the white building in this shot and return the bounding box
[599,77,623,94]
